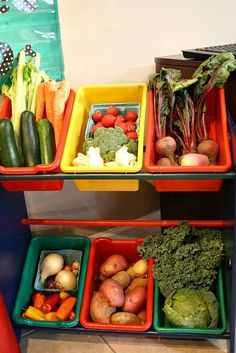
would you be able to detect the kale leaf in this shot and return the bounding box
[137,222,224,297]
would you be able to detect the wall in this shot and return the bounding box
[24,0,236,228]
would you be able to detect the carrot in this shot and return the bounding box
[53,88,66,147]
[35,83,45,122]
[56,296,76,321]
[45,80,58,125]
[59,80,70,102]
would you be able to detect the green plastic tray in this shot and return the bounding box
[153,267,227,335]
[12,235,90,328]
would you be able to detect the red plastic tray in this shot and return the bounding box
[144,88,232,192]
[0,90,75,191]
[80,237,154,332]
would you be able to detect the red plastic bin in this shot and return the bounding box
[80,237,154,332]
[144,87,232,192]
[0,90,75,191]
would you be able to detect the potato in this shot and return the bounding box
[133,259,148,277]
[110,312,140,324]
[100,254,129,278]
[90,291,116,323]
[112,271,131,289]
[99,279,124,307]
[122,286,147,314]
[127,259,148,279]
[137,309,146,324]
[125,277,148,293]
[126,265,136,280]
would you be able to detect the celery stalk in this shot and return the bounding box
[12,50,26,157]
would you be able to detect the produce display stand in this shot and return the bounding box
[1,54,236,352]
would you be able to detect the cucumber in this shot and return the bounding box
[0,118,22,167]
[20,111,41,167]
[37,119,56,164]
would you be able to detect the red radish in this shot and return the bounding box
[92,122,103,134]
[197,139,219,165]
[155,136,176,165]
[180,153,210,166]
[101,115,116,127]
[126,132,138,140]
[157,157,173,166]
[126,121,136,132]
[92,111,103,122]
[126,111,138,122]
[107,106,119,116]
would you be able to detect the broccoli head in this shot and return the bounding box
[82,127,129,161]
[125,138,138,155]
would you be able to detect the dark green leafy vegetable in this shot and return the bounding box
[163,288,219,328]
[137,222,224,297]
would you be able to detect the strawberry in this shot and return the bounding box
[114,116,125,126]
[126,121,136,132]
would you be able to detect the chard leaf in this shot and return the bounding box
[158,68,197,92]
[193,52,236,98]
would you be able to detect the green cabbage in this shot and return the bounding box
[163,288,219,328]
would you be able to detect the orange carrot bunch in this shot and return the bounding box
[35,80,70,147]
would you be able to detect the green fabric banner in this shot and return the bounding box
[0,0,64,87]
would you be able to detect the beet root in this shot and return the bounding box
[155,136,176,164]
[180,153,210,166]
[156,157,173,166]
[197,139,219,165]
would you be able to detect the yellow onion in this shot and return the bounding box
[55,270,77,291]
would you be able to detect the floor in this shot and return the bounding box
[20,330,229,353]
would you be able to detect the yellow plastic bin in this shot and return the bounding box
[60,83,147,191]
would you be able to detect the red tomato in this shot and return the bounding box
[101,115,116,127]
[107,106,119,116]
[92,110,103,122]
[126,131,138,140]
[126,121,136,132]
[125,111,138,122]
[92,122,103,134]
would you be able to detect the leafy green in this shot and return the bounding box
[192,52,236,140]
[137,222,223,297]
[163,288,219,328]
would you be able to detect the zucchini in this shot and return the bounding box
[37,119,56,164]
[0,118,22,167]
[20,111,41,167]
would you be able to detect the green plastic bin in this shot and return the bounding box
[153,267,227,335]
[12,235,90,328]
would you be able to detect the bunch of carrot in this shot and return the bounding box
[35,80,70,147]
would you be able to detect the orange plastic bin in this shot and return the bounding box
[0,90,75,191]
[80,237,154,332]
[144,87,232,192]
